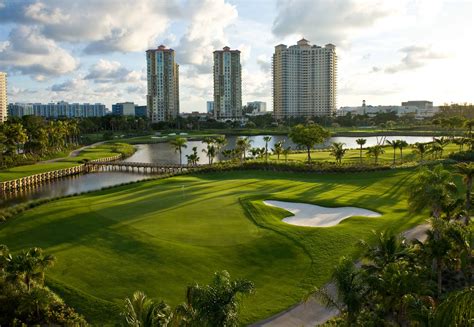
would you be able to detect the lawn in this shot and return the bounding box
[0,143,134,182]
[270,143,460,165]
[0,169,427,325]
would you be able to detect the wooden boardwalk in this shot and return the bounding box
[85,161,201,174]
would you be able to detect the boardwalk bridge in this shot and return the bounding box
[85,160,203,174]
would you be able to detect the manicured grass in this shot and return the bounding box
[0,169,427,325]
[0,143,134,182]
[271,143,460,164]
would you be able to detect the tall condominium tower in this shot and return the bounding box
[213,46,242,120]
[146,45,179,122]
[273,39,337,119]
[0,72,7,123]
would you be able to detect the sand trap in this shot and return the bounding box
[263,200,381,227]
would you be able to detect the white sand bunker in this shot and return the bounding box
[263,200,381,227]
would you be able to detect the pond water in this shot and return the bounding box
[1,134,438,208]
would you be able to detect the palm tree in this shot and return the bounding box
[177,270,254,326]
[413,142,429,162]
[185,147,199,166]
[360,232,411,273]
[262,136,272,162]
[432,286,474,327]
[122,291,171,327]
[433,137,449,158]
[221,149,234,161]
[398,140,408,162]
[202,144,217,165]
[386,140,399,164]
[409,164,458,222]
[282,147,291,163]
[214,135,227,155]
[235,137,252,163]
[170,137,187,166]
[272,141,284,160]
[330,142,347,164]
[311,257,366,325]
[366,145,384,164]
[454,162,474,225]
[409,165,458,297]
[5,247,55,291]
[355,138,366,164]
[464,119,474,138]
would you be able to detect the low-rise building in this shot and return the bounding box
[8,101,106,118]
[112,102,136,116]
[337,100,439,119]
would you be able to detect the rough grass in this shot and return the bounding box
[0,169,426,325]
[271,143,460,164]
[0,143,134,182]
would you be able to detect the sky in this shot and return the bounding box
[0,0,473,112]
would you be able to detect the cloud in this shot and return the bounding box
[51,78,87,92]
[272,0,393,46]
[0,0,180,54]
[384,45,449,73]
[0,25,78,80]
[175,0,238,72]
[85,59,141,83]
[256,55,271,73]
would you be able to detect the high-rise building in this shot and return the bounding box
[146,45,179,123]
[0,72,7,123]
[247,101,267,113]
[206,101,214,114]
[273,39,337,119]
[213,46,242,120]
[112,102,136,116]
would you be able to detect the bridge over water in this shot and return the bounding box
[86,161,203,174]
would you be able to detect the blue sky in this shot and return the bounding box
[0,0,472,112]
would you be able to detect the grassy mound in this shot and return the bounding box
[0,170,425,325]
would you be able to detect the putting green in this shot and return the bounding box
[0,170,425,325]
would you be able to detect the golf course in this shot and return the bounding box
[0,168,428,325]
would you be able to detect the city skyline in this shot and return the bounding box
[0,0,472,112]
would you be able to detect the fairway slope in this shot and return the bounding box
[0,170,425,325]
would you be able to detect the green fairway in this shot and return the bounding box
[0,169,427,325]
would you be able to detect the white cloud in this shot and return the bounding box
[51,78,87,92]
[175,0,238,72]
[383,45,450,74]
[85,59,141,83]
[0,25,78,80]
[272,0,395,46]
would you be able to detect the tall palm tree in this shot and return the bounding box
[262,136,272,162]
[170,137,187,166]
[235,137,252,163]
[311,257,366,325]
[282,147,291,163]
[355,138,366,163]
[409,165,458,297]
[464,119,474,138]
[122,291,171,327]
[272,141,284,160]
[454,162,474,226]
[413,142,429,162]
[386,140,399,164]
[329,142,347,164]
[214,135,227,155]
[398,140,408,162]
[366,145,384,164]
[185,147,200,166]
[202,144,217,165]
